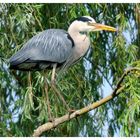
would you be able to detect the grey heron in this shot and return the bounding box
[9,16,116,115]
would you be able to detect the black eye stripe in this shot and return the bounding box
[76,17,92,22]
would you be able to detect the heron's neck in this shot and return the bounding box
[68,26,90,58]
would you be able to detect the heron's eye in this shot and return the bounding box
[79,31,87,35]
[87,22,95,26]
[87,22,92,26]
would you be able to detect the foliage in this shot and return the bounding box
[0,3,140,136]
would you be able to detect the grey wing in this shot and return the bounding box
[9,29,74,70]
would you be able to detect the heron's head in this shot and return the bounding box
[68,16,117,33]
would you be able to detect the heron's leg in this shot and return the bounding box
[51,63,57,84]
[43,72,54,122]
[51,64,71,112]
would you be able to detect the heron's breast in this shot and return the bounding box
[75,37,90,57]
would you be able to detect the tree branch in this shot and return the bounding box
[32,67,140,137]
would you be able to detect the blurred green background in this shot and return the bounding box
[0,3,140,136]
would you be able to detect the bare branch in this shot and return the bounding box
[32,67,140,137]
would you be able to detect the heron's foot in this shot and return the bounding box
[48,117,55,123]
[68,109,76,116]
[68,109,76,114]
[48,117,56,128]
[67,108,76,120]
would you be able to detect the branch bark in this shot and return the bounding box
[32,67,140,137]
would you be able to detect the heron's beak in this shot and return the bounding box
[88,22,117,32]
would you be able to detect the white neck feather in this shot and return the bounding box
[67,22,90,64]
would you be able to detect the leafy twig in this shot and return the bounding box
[85,57,113,89]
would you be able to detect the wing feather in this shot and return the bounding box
[9,29,74,70]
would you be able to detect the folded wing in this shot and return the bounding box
[9,29,74,70]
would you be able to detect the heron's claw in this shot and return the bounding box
[48,117,55,123]
[68,109,76,114]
